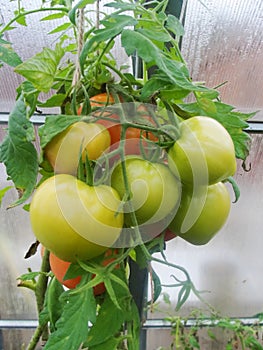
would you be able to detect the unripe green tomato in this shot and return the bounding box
[111,157,181,226]
[169,182,231,245]
[168,116,236,185]
[45,121,110,176]
[30,174,123,262]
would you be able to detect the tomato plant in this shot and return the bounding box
[0,0,254,349]
[168,116,237,186]
[45,121,110,175]
[30,174,123,262]
[169,182,231,245]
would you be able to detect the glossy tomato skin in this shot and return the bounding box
[45,121,110,175]
[30,174,123,262]
[168,116,236,186]
[49,252,82,289]
[111,157,181,227]
[168,182,231,245]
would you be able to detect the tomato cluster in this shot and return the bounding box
[30,93,237,290]
[168,116,236,245]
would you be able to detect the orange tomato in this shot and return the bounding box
[48,249,117,295]
[79,93,158,155]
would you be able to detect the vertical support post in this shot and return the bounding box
[129,1,188,349]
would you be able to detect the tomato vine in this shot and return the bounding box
[0,0,257,349]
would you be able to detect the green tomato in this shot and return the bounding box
[169,182,231,245]
[30,174,123,262]
[111,157,181,227]
[168,116,236,185]
[45,121,110,176]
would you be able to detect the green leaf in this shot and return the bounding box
[177,101,252,160]
[137,27,171,43]
[18,271,41,281]
[44,287,95,350]
[175,284,191,311]
[105,2,137,10]
[141,74,190,101]
[37,93,66,107]
[0,186,12,207]
[14,9,27,26]
[0,97,38,206]
[88,336,122,350]
[80,15,137,71]
[38,114,80,149]
[16,81,39,117]
[226,176,240,203]
[150,268,162,303]
[122,29,207,92]
[41,12,67,21]
[47,278,65,332]
[48,22,72,34]
[0,36,22,67]
[14,43,64,93]
[85,268,139,348]
[165,14,185,37]
[86,294,128,347]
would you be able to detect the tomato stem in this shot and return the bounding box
[26,249,50,349]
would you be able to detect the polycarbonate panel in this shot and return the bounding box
[181,0,263,120]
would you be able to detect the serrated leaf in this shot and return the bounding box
[38,114,80,149]
[86,294,127,347]
[44,287,95,350]
[80,15,137,71]
[18,271,41,281]
[165,14,185,37]
[16,81,39,117]
[48,22,72,34]
[14,44,64,93]
[0,36,22,67]
[0,97,38,206]
[121,29,207,92]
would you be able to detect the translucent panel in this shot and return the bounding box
[0,0,131,113]
[181,0,263,120]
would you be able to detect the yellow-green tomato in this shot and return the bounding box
[45,121,110,175]
[29,174,123,262]
[168,116,236,185]
[111,157,181,226]
[169,182,231,245]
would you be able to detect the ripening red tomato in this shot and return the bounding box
[49,249,117,294]
[79,93,158,155]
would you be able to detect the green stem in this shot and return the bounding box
[26,319,49,350]
[0,7,69,35]
[35,249,50,342]
[102,61,136,92]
